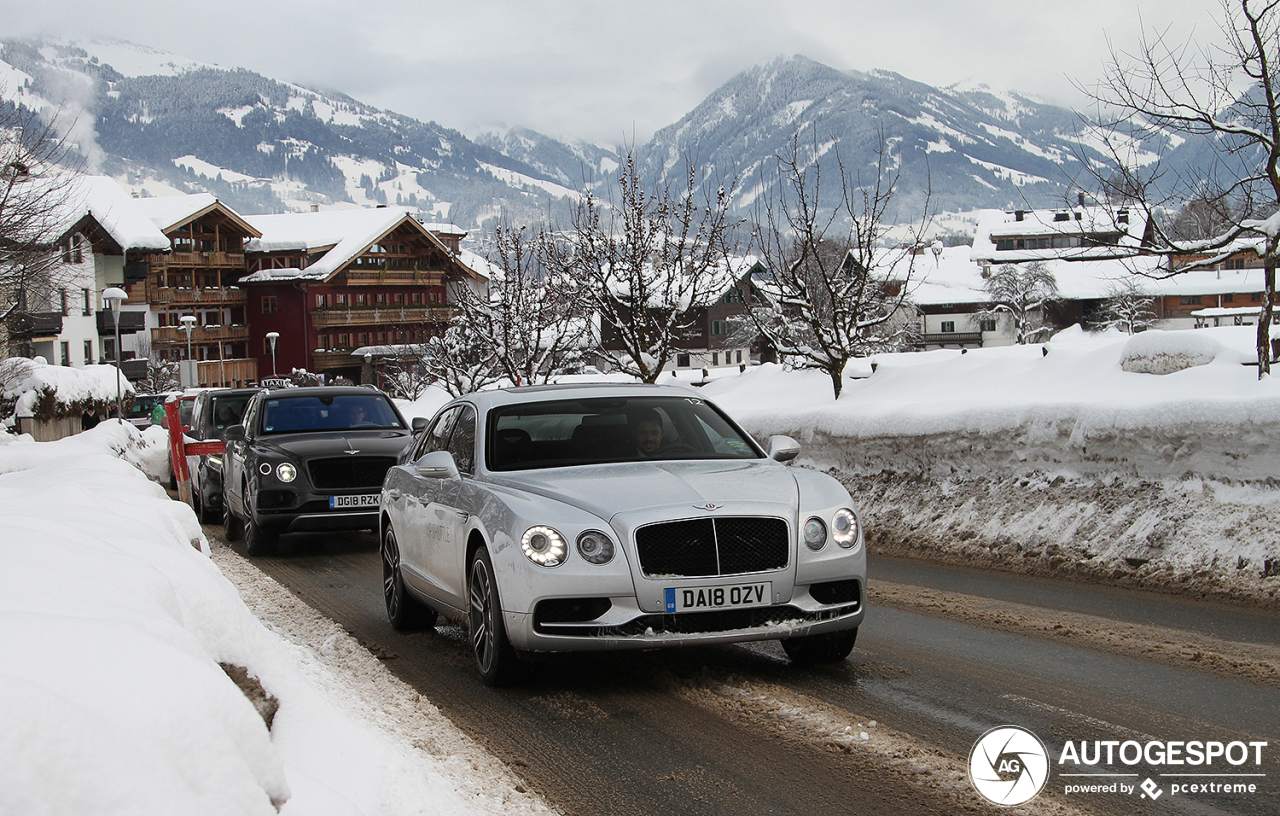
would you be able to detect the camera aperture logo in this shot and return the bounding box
[969,726,1051,806]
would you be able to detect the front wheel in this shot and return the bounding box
[244,513,279,557]
[223,488,243,542]
[781,628,858,665]
[468,547,520,686]
[383,525,437,630]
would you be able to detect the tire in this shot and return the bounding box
[382,525,437,630]
[468,547,520,686]
[223,489,243,542]
[244,513,279,557]
[781,628,858,665]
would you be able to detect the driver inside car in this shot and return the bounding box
[630,409,664,457]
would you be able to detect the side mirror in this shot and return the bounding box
[412,416,429,432]
[223,424,246,442]
[414,449,460,480]
[766,434,801,463]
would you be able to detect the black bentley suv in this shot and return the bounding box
[222,385,415,556]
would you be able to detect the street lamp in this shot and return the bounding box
[266,331,280,378]
[102,287,128,424]
[179,315,197,387]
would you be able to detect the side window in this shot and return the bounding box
[413,407,457,461]
[446,404,477,476]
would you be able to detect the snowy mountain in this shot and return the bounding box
[3,40,1198,230]
[636,55,1141,223]
[0,38,584,228]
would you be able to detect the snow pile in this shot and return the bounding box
[2,357,133,418]
[0,423,551,815]
[1119,329,1242,375]
[705,326,1280,482]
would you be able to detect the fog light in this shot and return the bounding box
[803,517,827,550]
[521,526,567,567]
[577,530,615,565]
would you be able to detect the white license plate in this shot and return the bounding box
[328,493,379,509]
[664,582,771,613]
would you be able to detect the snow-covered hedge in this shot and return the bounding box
[1119,329,1243,375]
[1,357,133,421]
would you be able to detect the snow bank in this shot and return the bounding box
[1120,329,1243,375]
[705,326,1280,482]
[0,423,551,815]
[2,357,133,418]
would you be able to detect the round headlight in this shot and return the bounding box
[275,462,297,483]
[521,526,567,567]
[803,517,827,550]
[576,530,615,565]
[832,508,859,548]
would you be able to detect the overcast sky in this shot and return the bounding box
[6,0,1229,145]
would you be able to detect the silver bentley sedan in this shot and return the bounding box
[379,382,866,685]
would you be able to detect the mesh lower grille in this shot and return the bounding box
[635,516,789,577]
[307,456,396,490]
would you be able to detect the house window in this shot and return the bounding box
[60,341,70,366]
[411,292,423,305]
[736,350,743,364]
[1253,293,1264,302]
[711,352,719,366]
[318,334,328,350]
[82,288,92,316]
[262,295,278,314]
[338,333,350,348]
[316,294,325,309]
[980,319,997,332]
[376,293,386,305]
[395,293,405,305]
[429,291,441,304]
[711,320,724,336]
[335,293,348,306]
[941,321,956,333]
[1223,294,1235,304]
[84,339,93,364]
[377,332,387,343]
[356,293,367,306]
[59,288,68,315]
[359,332,370,345]
[1181,296,1202,306]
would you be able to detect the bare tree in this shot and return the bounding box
[379,345,439,400]
[975,262,1060,345]
[542,151,742,382]
[134,335,179,393]
[748,134,927,398]
[421,323,503,397]
[452,221,589,386]
[1096,278,1159,333]
[1085,0,1280,374]
[1,91,82,355]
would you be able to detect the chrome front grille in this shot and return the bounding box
[634,516,789,577]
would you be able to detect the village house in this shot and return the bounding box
[240,207,488,383]
[7,176,171,377]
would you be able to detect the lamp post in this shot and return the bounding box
[266,331,280,378]
[179,315,197,387]
[102,287,128,423]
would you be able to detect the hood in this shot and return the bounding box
[256,429,412,460]
[488,459,799,521]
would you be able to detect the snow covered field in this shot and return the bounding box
[0,422,554,816]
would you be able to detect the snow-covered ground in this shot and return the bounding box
[0,421,554,816]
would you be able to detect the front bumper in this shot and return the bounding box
[504,579,864,652]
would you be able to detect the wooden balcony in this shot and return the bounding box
[919,332,983,347]
[152,324,250,344]
[167,251,246,268]
[96,311,147,335]
[312,351,361,371]
[150,286,247,305]
[195,358,258,388]
[342,269,445,286]
[310,306,454,328]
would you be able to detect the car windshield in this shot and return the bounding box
[486,395,762,471]
[260,394,404,434]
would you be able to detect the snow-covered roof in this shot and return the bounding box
[243,207,483,283]
[53,176,170,253]
[971,205,1149,263]
[235,267,324,284]
[457,248,497,281]
[131,193,217,232]
[913,245,1263,308]
[418,222,467,237]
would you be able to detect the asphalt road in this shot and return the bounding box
[216,527,1280,816]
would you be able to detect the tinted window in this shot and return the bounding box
[487,396,761,471]
[260,394,405,434]
[209,394,252,431]
[412,406,457,460]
